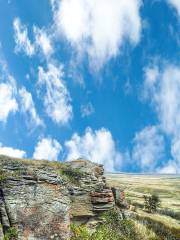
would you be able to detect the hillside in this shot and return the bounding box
[0,155,116,240]
[107,173,180,240]
[0,155,180,240]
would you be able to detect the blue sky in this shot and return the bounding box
[0,0,180,173]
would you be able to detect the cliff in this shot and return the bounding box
[0,155,119,240]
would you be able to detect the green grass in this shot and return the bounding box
[59,167,85,185]
[3,227,18,240]
[70,208,152,240]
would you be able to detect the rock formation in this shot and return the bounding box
[0,155,123,240]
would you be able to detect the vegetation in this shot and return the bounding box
[59,167,85,185]
[143,194,161,213]
[0,154,64,169]
[70,208,154,240]
[71,206,180,240]
[158,208,180,220]
[0,154,84,184]
[106,174,180,240]
[3,227,18,240]
[134,214,180,239]
[0,170,7,183]
[70,224,90,240]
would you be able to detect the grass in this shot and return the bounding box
[0,154,85,185]
[70,208,149,240]
[0,170,7,183]
[59,167,85,185]
[106,173,180,239]
[3,227,18,240]
[134,212,180,239]
[0,154,64,168]
[106,173,180,213]
[1,156,180,239]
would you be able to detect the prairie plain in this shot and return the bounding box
[106,174,180,239]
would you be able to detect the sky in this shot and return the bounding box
[0,0,180,173]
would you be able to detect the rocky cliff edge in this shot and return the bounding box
[0,155,121,240]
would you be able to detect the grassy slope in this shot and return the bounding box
[106,174,180,239]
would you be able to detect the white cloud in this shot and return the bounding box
[13,17,54,58]
[144,65,180,136]
[169,138,180,172]
[0,46,18,123]
[33,137,62,160]
[33,26,53,57]
[52,0,142,68]
[65,127,123,171]
[157,160,178,174]
[0,47,18,90]
[132,126,165,172]
[19,87,43,127]
[157,138,180,174]
[38,63,73,125]
[13,18,35,56]
[0,143,26,158]
[0,83,18,122]
[144,64,180,173]
[81,102,94,117]
[167,0,180,17]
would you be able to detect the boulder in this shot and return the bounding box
[111,187,129,209]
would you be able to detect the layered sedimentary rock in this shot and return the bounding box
[0,158,70,240]
[0,156,116,240]
[67,160,114,228]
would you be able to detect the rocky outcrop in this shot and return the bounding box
[0,157,70,240]
[112,187,129,209]
[0,156,116,240]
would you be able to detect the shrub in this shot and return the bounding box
[70,208,143,240]
[70,224,90,240]
[60,167,85,185]
[0,170,7,183]
[3,227,18,240]
[143,194,160,213]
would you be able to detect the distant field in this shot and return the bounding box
[106,174,180,239]
[106,174,180,212]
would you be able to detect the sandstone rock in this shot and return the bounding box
[112,187,129,209]
[0,156,70,240]
[91,190,114,204]
[0,156,116,239]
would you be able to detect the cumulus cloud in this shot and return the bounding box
[167,0,180,17]
[38,63,73,125]
[33,137,62,160]
[65,127,123,171]
[0,143,26,158]
[0,83,18,122]
[144,64,180,173]
[13,18,35,56]
[144,65,180,136]
[81,102,94,117]
[51,0,142,68]
[19,87,43,127]
[132,126,165,172]
[158,160,178,174]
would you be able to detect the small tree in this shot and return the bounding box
[143,194,160,213]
